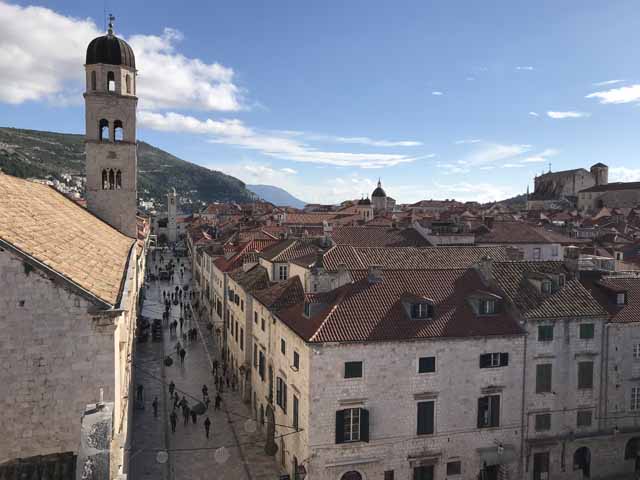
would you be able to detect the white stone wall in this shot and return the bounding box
[0,249,117,461]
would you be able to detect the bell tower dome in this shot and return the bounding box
[84,15,138,237]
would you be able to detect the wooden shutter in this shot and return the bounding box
[479,354,491,368]
[417,401,434,435]
[360,408,369,442]
[490,395,500,427]
[578,361,594,389]
[500,352,509,366]
[477,396,488,427]
[536,364,552,393]
[335,410,345,444]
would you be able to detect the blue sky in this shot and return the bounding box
[1,0,639,203]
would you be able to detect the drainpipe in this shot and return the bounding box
[600,321,610,431]
[520,322,529,479]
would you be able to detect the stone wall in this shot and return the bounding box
[0,249,116,462]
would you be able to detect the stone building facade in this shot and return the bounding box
[528,163,608,210]
[577,182,640,212]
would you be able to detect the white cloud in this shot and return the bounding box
[454,139,482,145]
[431,91,444,96]
[0,2,242,110]
[609,167,640,182]
[547,111,590,119]
[593,79,625,87]
[520,148,559,163]
[459,142,531,166]
[281,168,297,174]
[139,111,426,168]
[516,66,534,71]
[429,181,518,203]
[331,136,422,147]
[586,84,640,104]
[503,163,526,168]
[529,111,539,117]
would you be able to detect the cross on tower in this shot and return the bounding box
[108,14,115,35]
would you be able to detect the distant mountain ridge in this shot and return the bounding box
[247,184,307,208]
[0,127,255,207]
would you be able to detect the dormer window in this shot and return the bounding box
[304,301,311,317]
[541,280,552,294]
[617,293,627,306]
[479,299,497,315]
[411,302,434,319]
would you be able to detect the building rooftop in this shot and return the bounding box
[330,226,429,247]
[0,174,133,306]
[580,182,640,194]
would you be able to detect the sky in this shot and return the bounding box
[1,0,639,204]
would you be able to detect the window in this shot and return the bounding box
[577,410,592,427]
[304,302,311,317]
[418,356,436,373]
[90,70,96,90]
[241,299,244,312]
[101,169,108,189]
[115,170,122,189]
[541,280,552,294]
[99,118,109,141]
[234,294,239,306]
[411,303,433,319]
[479,353,509,368]
[631,387,640,411]
[533,247,541,261]
[278,265,288,281]
[254,312,258,324]
[293,351,300,370]
[276,377,287,413]
[335,408,369,443]
[114,119,123,142]
[446,461,461,476]
[634,344,640,360]
[261,317,265,332]
[417,401,435,435]
[258,351,265,381]
[344,361,363,379]
[281,338,286,355]
[535,413,551,431]
[579,323,594,340]
[617,293,627,305]
[293,395,299,430]
[538,325,554,342]
[384,471,395,480]
[578,361,594,389]
[551,245,559,257]
[536,364,552,393]
[107,71,115,92]
[253,344,258,368]
[125,74,131,94]
[477,395,500,428]
[413,466,434,480]
[240,327,244,351]
[479,299,496,315]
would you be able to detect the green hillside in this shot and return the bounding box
[0,127,254,206]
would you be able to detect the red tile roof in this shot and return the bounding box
[584,275,640,323]
[330,226,429,247]
[475,221,583,245]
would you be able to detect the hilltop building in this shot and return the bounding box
[528,163,608,210]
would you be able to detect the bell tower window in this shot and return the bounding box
[125,75,131,94]
[91,71,96,91]
[108,169,115,190]
[114,120,124,142]
[116,170,122,189]
[102,169,108,190]
[107,71,116,92]
[99,119,109,142]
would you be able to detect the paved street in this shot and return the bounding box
[130,250,283,480]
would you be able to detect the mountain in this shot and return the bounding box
[247,184,307,208]
[0,127,254,208]
[497,193,527,209]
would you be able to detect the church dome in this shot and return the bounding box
[358,198,371,205]
[86,22,135,69]
[372,180,386,198]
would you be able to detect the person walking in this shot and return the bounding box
[180,348,186,366]
[169,380,175,397]
[214,393,222,410]
[204,417,211,439]
[182,405,190,426]
[173,392,180,410]
[152,396,159,418]
[176,341,182,357]
[170,410,177,433]
[179,317,184,331]
[212,359,219,376]
[202,384,209,401]
[191,409,197,424]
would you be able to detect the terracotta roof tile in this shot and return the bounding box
[330,226,429,247]
[0,174,133,305]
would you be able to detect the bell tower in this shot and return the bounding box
[84,15,138,238]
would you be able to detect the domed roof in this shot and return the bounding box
[358,197,371,205]
[86,20,135,69]
[371,179,386,198]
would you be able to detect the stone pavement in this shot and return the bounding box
[130,250,284,480]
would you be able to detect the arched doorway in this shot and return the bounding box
[340,472,363,480]
[573,447,591,478]
[625,437,640,473]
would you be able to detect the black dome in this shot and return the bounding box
[372,186,386,198]
[86,34,135,69]
[358,198,371,205]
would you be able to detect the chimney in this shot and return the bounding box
[367,264,383,284]
[564,245,580,279]
[476,255,493,283]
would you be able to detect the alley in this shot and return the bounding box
[129,248,283,480]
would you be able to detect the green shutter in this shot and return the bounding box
[360,408,369,442]
[335,410,345,444]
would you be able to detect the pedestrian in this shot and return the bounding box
[169,380,175,396]
[212,359,219,375]
[152,396,158,418]
[173,392,180,410]
[204,416,211,439]
[214,376,219,388]
[202,384,208,401]
[183,405,189,426]
[205,396,211,410]
[136,384,144,402]
[191,409,197,424]
[214,393,222,410]
[179,317,184,331]
[180,348,186,365]
[176,341,181,357]
[170,410,177,433]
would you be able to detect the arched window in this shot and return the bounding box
[340,472,363,480]
[99,119,109,141]
[125,75,131,94]
[107,71,116,92]
[574,447,591,478]
[108,169,115,190]
[101,169,108,189]
[114,120,124,142]
[91,71,96,91]
[116,170,122,189]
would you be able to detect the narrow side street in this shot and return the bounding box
[130,249,283,480]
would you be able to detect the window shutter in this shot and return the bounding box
[417,401,434,435]
[490,395,500,427]
[335,410,345,444]
[360,408,370,442]
[477,397,488,428]
[479,354,491,368]
[500,352,509,366]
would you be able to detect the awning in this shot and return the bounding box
[477,445,517,466]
